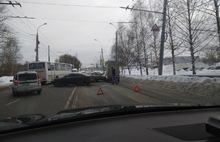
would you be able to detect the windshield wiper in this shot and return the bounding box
[48,103,217,121]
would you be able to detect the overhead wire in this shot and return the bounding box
[7,6,50,60]
[8,1,136,63]
[11,5,61,60]
[18,1,120,9]
[6,6,34,34]
[5,21,35,40]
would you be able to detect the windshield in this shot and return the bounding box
[29,63,45,69]
[1,0,220,132]
[18,73,37,81]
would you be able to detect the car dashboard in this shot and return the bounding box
[1,107,220,142]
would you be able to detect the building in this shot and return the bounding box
[163,56,201,65]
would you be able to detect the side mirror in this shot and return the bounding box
[10,80,13,82]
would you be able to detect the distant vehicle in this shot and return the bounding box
[105,60,120,82]
[206,66,215,70]
[53,72,96,87]
[72,68,77,72]
[91,72,106,82]
[215,66,220,70]
[28,62,73,85]
[10,71,42,96]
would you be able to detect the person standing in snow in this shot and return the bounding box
[111,67,117,85]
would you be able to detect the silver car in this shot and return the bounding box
[11,71,42,96]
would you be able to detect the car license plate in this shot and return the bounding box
[22,84,29,86]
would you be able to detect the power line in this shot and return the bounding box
[10,6,61,60]
[19,1,119,9]
[13,6,36,33]
[120,6,163,14]
[10,16,34,19]
[0,1,21,7]
[6,6,35,34]
[5,21,35,39]
[36,17,118,24]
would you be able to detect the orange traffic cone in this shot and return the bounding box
[134,86,140,92]
[97,88,104,95]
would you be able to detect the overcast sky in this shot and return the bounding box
[6,0,134,67]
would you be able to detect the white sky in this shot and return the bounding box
[5,0,134,67]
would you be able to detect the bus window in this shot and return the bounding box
[47,63,51,71]
[29,63,45,69]
[55,63,58,71]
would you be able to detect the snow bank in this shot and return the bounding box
[122,74,220,104]
[0,76,13,89]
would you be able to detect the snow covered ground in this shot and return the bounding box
[121,65,220,104]
[0,76,13,89]
[122,65,220,83]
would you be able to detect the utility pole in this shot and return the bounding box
[158,0,168,75]
[35,23,47,62]
[101,48,104,72]
[48,46,50,62]
[115,31,118,62]
[35,33,39,61]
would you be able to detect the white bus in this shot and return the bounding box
[28,61,73,84]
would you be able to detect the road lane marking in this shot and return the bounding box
[5,99,21,106]
[64,87,77,109]
[73,92,79,108]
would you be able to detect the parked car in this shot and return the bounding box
[91,72,106,82]
[10,71,42,96]
[215,66,220,70]
[53,72,95,87]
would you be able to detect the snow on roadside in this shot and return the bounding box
[123,74,220,84]
[122,66,220,105]
[0,76,13,89]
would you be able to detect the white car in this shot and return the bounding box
[11,71,42,96]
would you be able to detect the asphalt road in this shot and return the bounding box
[0,84,73,120]
[0,81,186,120]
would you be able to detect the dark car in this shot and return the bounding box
[91,72,106,82]
[215,66,220,70]
[53,72,95,87]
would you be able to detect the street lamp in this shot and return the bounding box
[94,39,104,72]
[109,23,118,62]
[35,23,47,62]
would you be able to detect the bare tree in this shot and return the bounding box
[0,36,22,76]
[203,46,219,65]
[166,0,186,75]
[56,54,81,69]
[174,0,215,74]
[0,5,22,76]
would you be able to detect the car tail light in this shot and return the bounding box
[38,78,41,85]
[14,80,18,85]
